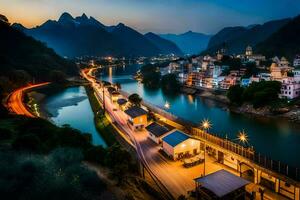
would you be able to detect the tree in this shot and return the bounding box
[84,146,106,165]
[140,64,161,88]
[242,81,281,108]
[50,70,67,84]
[128,93,142,107]
[12,134,43,152]
[9,70,31,87]
[0,128,12,140]
[115,82,121,91]
[227,85,245,105]
[161,73,181,94]
[243,62,259,78]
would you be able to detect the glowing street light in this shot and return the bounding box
[164,101,170,109]
[237,130,249,144]
[201,119,212,130]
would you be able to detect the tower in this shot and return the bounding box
[245,45,253,56]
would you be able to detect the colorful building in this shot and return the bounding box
[124,106,148,131]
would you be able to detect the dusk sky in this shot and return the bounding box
[1,0,300,34]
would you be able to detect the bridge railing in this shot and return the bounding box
[192,127,300,182]
[191,128,255,160]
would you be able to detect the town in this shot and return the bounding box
[161,47,300,99]
[1,1,300,200]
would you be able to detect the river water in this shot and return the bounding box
[98,64,300,167]
[43,86,107,147]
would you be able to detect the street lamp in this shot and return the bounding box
[201,119,212,130]
[164,101,170,109]
[237,130,249,145]
[200,118,212,176]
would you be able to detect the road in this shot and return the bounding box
[6,82,50,117]
[82,68,226,198]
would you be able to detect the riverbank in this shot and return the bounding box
[27,82,88,119]
[84,85,119,146]
[180,86,300,123]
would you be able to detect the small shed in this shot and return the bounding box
[117,98,127,110]
[194,169,250,200]
[161,130,200,160]
[124,106,148,131]
[145,122,172,144]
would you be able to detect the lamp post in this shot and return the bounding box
[164,101,170,110]
[201,119,212,176]
[237,130,249,146]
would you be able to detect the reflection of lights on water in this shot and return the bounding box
[108,67,113,83]
[187,95,194,104]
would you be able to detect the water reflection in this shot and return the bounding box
[97,64,300,167]
[44,86,107,147]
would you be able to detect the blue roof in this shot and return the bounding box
[194,169,250,198]
[162,130,190,147]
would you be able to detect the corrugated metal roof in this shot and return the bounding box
[162,130,189,147]
[194,169,250,198]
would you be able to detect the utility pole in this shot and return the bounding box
[103,87,106,113]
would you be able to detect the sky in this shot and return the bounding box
[1,0,300,34]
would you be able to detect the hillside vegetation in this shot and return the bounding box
[0,16,77,93]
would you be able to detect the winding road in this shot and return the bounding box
[6,83,50,117]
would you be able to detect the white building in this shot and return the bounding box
[145,122,172,144]
[280,77,300,99]
[294,55,300,67]
[161,130,200,160]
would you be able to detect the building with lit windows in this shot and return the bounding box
[124,106,148,131]
[161,130,200,160]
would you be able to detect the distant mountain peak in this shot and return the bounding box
[145,32,155,36]
[116,23,125,28]
[12,23,27,31]
[81,13,88,20]
[58,12,74,22]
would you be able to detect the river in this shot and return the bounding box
[43,86,107,147]
[98,64,300,167]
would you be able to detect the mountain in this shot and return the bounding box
[204,18,291,55]
[15,13,125,58]
[0,15,77,85]
[144,32,183,55]
[255,15,300,60]
[160,31,211,55]
[13,13,169,58]
[109,23,161,57]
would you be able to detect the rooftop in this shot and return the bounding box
[194,169,250,198]
[107,86,116,94]
[162,130,190,147]
[117,98,127,105]
[124,106,147,118]
[146,122,170,137]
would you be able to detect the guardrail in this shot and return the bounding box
[191,128,300,182]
